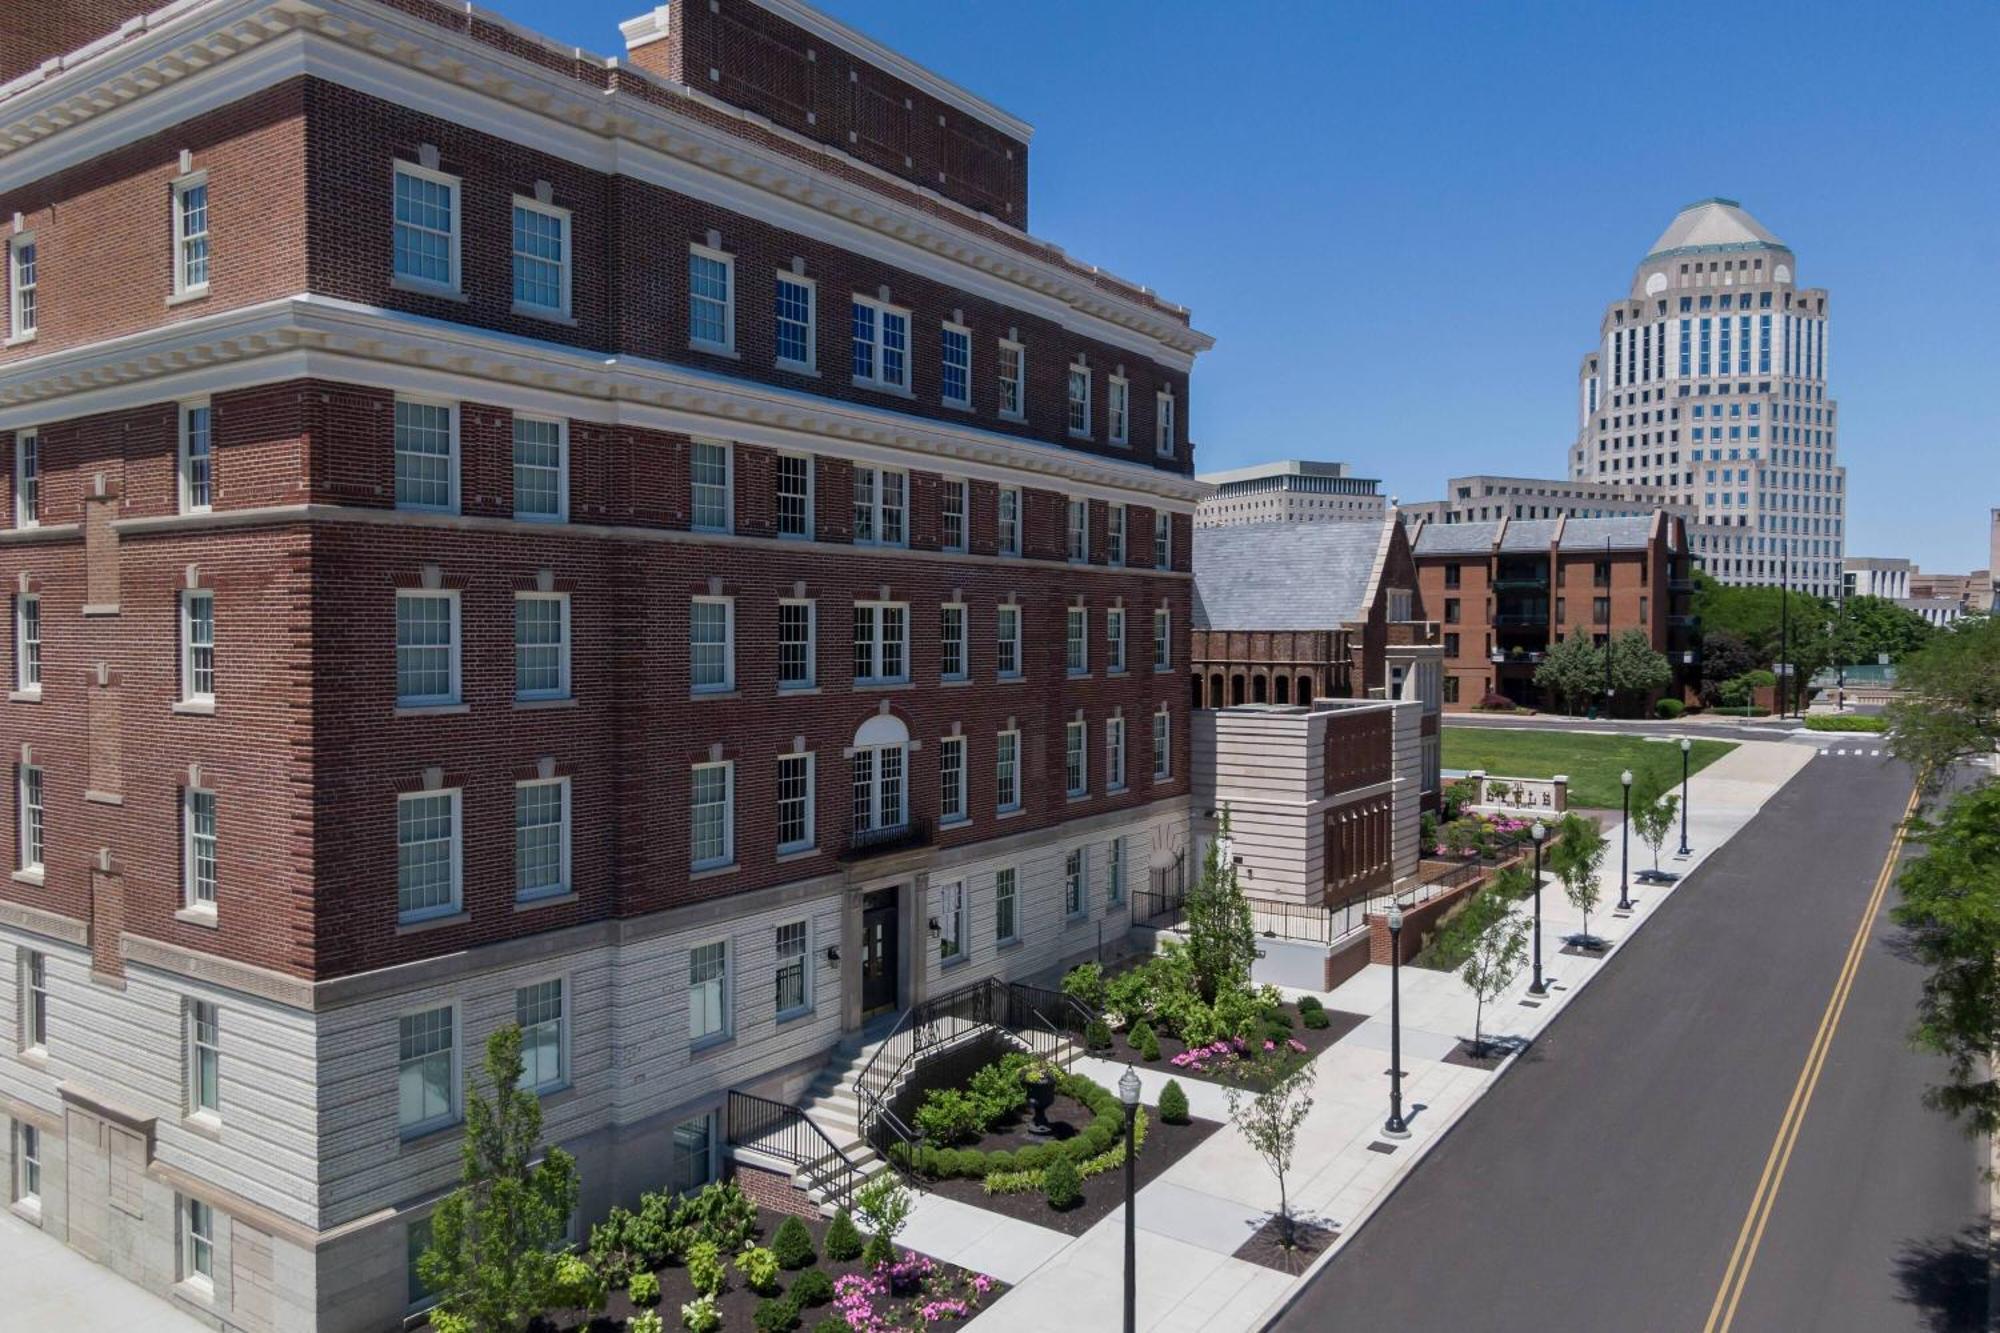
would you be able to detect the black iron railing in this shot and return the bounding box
[843,816,933,861]
[1146,858,1487,947]
[724,1090,866,1210]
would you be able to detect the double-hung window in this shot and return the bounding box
[690,596,734,693]
[997,339,1025,420]
[1066,499,1089,562]
[512,417,567,521]
[1106,607,1125,673]
[391,163,459,293]
[938,735,967,824]
[1154,512,1172,569]
[1155,390,1177,456]
[182,588,217,700]
[774,272,816,372]
[688,245,735,353]
[1153,706,1172,779]
[851,296,910,391]
[515,778,570,901]
[13,430,36,528]
[937,880,966,963]
[940,604,967,682]
[1065,719,1088,796]
[1107,374,1129,445]
[397,790,461,922]
[941,479,968,553]
[994,867,1019,943]
[515,593,570,701]
[775,454,813,539]
[996,605,1021,679]
[8,236,36,340]
[1064,848,1086,918]
[1106,717,1126,791]
[775,921,811,1017]
[398,1006,456,1134]
[14,592,39,694]
[690,763,734,870]
[778,599,816,689]
[689,441,732,533]
[187,999,221,1117]
[1107,836,1125,905]
[688,942,731,1044]
[1066,607,1088,676]
[184,1199,216,1285]
[394,399,457,512]
[775,753,815,852]
[511,199,570,318]
[852,466,906,546]
[178,401,213,513]
[1153,609,1171,671]
[23,949,48,1052]
[850,743,906,833]
[396,590,460,707]
[183,788,217,912]
[1067,362,1092,438]
[997,487,1020,556]
[852,602,908,684]
[17,764,43,874]
[516,979,567,1093]
[1107,505,1125,565]
[995,730,1021,812]
[17,1122,41,1206]
[940,323,972,408]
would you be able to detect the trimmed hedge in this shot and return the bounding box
[1655,698,1685,719]
[891,1071,1126,1180]
[1805,714,1888,733]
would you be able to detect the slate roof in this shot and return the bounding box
[1560,515,1656,551]
[1497,519,1560,553]
[1412,521,1501,556]
[1192,521,1387,631]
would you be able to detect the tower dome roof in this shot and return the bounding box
[1644,198,1789,260]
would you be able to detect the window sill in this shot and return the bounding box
[389,276,468,303]
[774,360,819,378]
[399,1119,464,1151]
[689,862,739,883]
[8,1199,41,1226]
[1107,785,1129,796]
[513,890,577,913]
[775,846,819,865]
[11,867,43,886]
[939,677,971,688]
[1107,668,1129,678]
[1153,666,1175,675]
[17,1046,47,1070]
[940,954,969,971]
[396,910,470,936]
[1068,431,1093,443]
[853,680,912,693]
[995,936,1022,953]
[851,376,914,399]
[81,603,120,617]
[171,699,216,716]
[512,303,577,327]
[938,815,970,831]
[995,675,1025,685]
[3,332,36,349]
[84,790,123,806]
[174,905,218,929]
[172,1278,218,1310]
[1066,672,1092,682]
[998,411,1026,425]
[690,688,741,702]
[181,1112,222,1142]
[690,1032,736,1057]
[395,702,470,718]
[1151,773,1173,785]
[690,341,740,360]
[1066,792,1090,804]
[776,1006,816,1027]
[7,688,40,703]
[776,685,820,697]
[942,400,974,414]
[514,696,577,711]
[165,286,210,309]
[996,806,1024,820]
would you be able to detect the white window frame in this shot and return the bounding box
[183,1197,216,1288]
[936,879,967,965]
[1067,498,1089,562]
[775,751,816,853]
[940,602,968,683]
[688,243,736,354]
[396,789,462,923]
[850,743,907,833]
[510,196,571,320]
[187,998,221,1119]
[180,589,215,705]
[513,591,571,703]
[15,592,40,694]
[1066,606,1088,676]
[690,761,735,870]
[852,601,910,685]
[1106,607,1126,674]
[13,429,36,529]
[996,339,1026,421]
[395,589,461,708]
[172,173,210,298]
[514,776,572,902]
[1065,719,1088,797]
[1064,848,1087,919]
[1107,836,1126,906]
[997,486,1020,557]
[1154,706,1172,779]
[689,439,733,534]
[1067,361,1092,439]
[1107,504,1125,566]
[397,1003,460,1137]
[511,415,569,522]
[996,604,1021,680]
[7,234,36,342]
[1156,389,1177,457]
[175,399,213,515]
[1107,373,1129,446]
[1153,608,1171,672]
[183,786,217,913]
[774,919,812,1018]
[775,452,814,539]
[777,598,817,690]
[390,162,461,295]
[774,271,817,373]
[1106,716,1127,791]
[22,948,47,1053]
[515,976,569,1094]
[1154,511,1172,569]
[938,734,967,825]
[17,764,42,875]
[689,595,735,694]
[688,939,732,1045]
[851,466,907,547]
[851,294,912,392]
[393,397,459,514]
[16,1121,41,1208]
[940,321,972,409]
[994,866,1019,944]
[940,477,968,553]
[995,729,1021,813]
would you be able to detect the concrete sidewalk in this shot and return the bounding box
[0,1209,208,1333]
[962,737,1815,1332]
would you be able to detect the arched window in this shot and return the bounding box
[1274,676,1291,704]
[1209,673,1224,708]
[851,714,909,833]
[1230,674,1246,706]
[1297,675,1314,703]
[1252,675,1268,704]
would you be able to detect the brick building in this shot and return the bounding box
[1409,512,1697,711]
[0,2,1209,1329]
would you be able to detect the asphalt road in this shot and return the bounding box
[1274,749,1986,1332]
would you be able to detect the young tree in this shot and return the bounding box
[1533,635,1603,715]
[1698,630,1761,703]
[1887,615,2000,794]
[1440,869,1531,1058]
[419,1026,581,1333]
[1547,812,1609,949]
[1634,793,1679,872]
[1608,629,1673,707]
[1892,781,2000,1139]
[1185,806,1258,1003]
[1222,1052,1316,1250]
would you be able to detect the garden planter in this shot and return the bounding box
[1024,1075,1057,1134]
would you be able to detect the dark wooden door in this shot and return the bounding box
[861,889,899,1016]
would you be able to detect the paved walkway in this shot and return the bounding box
[0,1209,208,1333]
[958,737,1816,1331]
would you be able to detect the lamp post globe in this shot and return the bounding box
[1120,1064,1140,1333]
[1384,902,1409,1138]
[1677,737,1693,857]
[1528,821,1548,996]
[1618,769,1633,912]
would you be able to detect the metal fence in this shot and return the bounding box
[1137,856,1490,947]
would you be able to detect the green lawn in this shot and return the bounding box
[1442,729,1736,810]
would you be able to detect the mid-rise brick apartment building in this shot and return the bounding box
[0,2,1210,1328]
[1409,512,1697,711]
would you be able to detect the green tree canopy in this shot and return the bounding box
[1887,614,2000,791]
[1692,571,1836,677]
[1608,628,1673,705]
[1533,635,1604,715]
[1187,808,1258,1003]
[1833,595,1935,666]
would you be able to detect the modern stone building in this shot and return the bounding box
[0,1,1209,1329]
[1195,459,1385,529]
[1402,473,1686,526]
[1567,199,1846,598]
[1843,556,1913,601]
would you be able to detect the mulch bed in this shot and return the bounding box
[1089,1004,1367,1085]
[1442,1037,1524,1071]
[919,1106,1223,1237]
[1231,1212,1338,1274]
[1558,940,1610,958]
[548,1207,1004,1333]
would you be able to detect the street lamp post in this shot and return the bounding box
[1528,821,1548,995]
[1676,737,1693,857]
[1119,1065,1140,1333]
[1618,769,1633,911]
[1780,541,1792,720]
[1384,901,1410,1139]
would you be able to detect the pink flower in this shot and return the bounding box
[1264,1039,1276,1051]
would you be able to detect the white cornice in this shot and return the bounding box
[0,295,1206,508]
[0,0,1208,366]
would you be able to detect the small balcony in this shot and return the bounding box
[1668,577,1697,593]
[1492,576,1549,591]
[842,816,933,862]
[1494,611,1549,628]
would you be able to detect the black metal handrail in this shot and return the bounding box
[843,816,934,861]
[724,1090,866,1210]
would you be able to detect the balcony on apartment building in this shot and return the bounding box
[842,815,935,862]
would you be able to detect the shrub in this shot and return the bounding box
[675,1180,758,1254]
[823,1208,864,1262]
[1805,713,1889,733]
[1103,965,1157,1028]
[770,1215,815,1270]
[1041,1154,1082,1210]
[861,1232,895,1272]
[1302,1006,1330,1030]
[590,1190,679,1282]
[1159,1079,1190,1124]
[967,1053,1028,1127]
[914,1088,983,1145]
[627,1271,662,1308]
[679,1296,720,1333]
[1655,697,1685,719]
[629,1314,664,1333]
[1131,1019,1161,1061]
[1296,994,1324,1015]
[736,1245,781,1296]
[790,1267,835,1308]
[685,1240,726,1298]
[1084,1018,1113,1051]
[1061,961,1108,1012]
[813,1320,849,1333]
[549,1253,606,1314]
[1477,691,1516,711]
[754,1295,801,1333]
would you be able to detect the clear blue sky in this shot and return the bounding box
[489,0,1999,574]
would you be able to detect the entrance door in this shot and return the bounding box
[860,888,899,1017]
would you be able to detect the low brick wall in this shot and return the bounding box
[728,1161,819,1220]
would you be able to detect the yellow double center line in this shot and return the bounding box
[1700,782,1921,1333]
